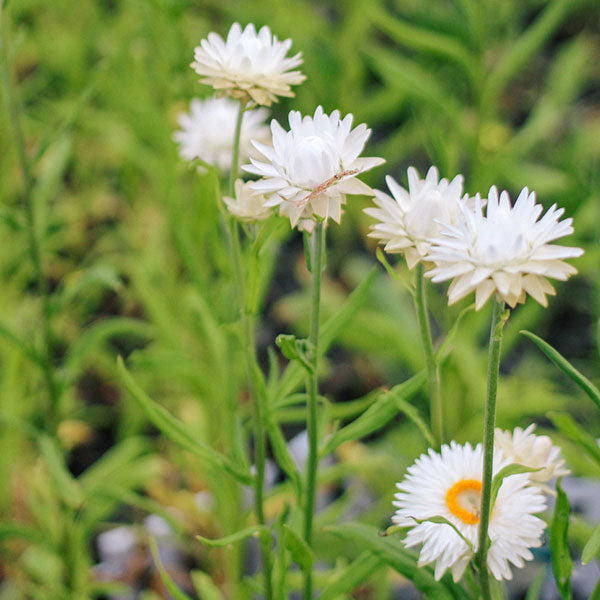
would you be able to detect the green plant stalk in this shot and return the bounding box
[226,101,273,600]
[477,297,507,600]
[414,263,443,447]
[0,16,60,432]
[303,221,325,600]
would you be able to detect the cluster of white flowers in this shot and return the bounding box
[392,429,567,582]
[366,166,583,310]
[174,22,382,228]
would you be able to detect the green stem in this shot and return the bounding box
[303,221,325,600]
[226,100,273,600]
[1,14,59,432]
[415,263,443,447]
[477,296,507,600]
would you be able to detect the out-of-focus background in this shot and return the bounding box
[1,0,599,598]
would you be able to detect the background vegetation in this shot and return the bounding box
[1,0,599,598]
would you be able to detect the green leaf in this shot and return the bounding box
[326,523,468,600]
[265,415,302,498]
[0,320,45,368]
[149,538,193,600]
[0,523,44,543]
[55,264,123,310]
[521,330,600,411]
[276,267,377,399]
[196,525,266,548]
[592,577,600,600]
[525,568,546,600]
[320,372,427,456]
[491,463,542,508]
[117,357,252,484]
[548,412,600,468]
[319,552,383,600]
[276,334,314,373]
[38,435,83,509]
[282,524,314,570]
[190,571,224,600]
[582,523,600,565]
[411,516,474,553]
[436,304,475,362]
[550,478,572,600]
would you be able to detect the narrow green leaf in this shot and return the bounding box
[525,568,546,600]
[411,516,474,553]
[436,304,475,362]
[38,435,83,509]
[592,577,600,600]
[369,6,475,78]
[326,523,468,600]
[282,524,314,570]
[149,538,193,600]
[117,358,252,484]
[521,330,600,410]
[320,372,426,456]
[549,412,600,468]
[191,571,224,600]
[491,463,542,507]
[276,267,377,399]
[319,552,383,600]
[582,524,600,565]
[550,479,572,600]
[0,320,45,368]
[196,525,265,548]
[265,416,302,498]
[485,0,575,102]
[0,523,44,543]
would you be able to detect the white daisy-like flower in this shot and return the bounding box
[495,425,569,487]
[223,179,272,222]
[191,22,305,106]
[425,186,583,310]
[243,106,384,229]
[173,96,270,172]
[392,442,547,582]
[364,166,474,269]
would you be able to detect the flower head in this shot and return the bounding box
[495,425,569,487]
[223,179,272,222]
[364,167,474,268]
[392,442,546,582]
[173,96,269,172]
[426,186,583,310]
[244,106,384,229]
[191,22,305,106]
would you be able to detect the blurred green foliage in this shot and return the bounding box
[1,0,599,597]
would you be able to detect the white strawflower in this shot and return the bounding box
[364,167,474,269]
[392,442,547,582]
[243,106,384,229]
[223,179,272,222]
[191,22,305,106]
[495,425,569,486]
[173,96,269,172]
[426,186,583,310]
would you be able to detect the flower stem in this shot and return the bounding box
[477,296,507,599]
[1,19,60,433]
[226,100,273,600]
[303,221,325,600]
[415,263,443,447]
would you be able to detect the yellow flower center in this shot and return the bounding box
[445,479,482,525]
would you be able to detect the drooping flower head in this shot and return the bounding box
[365,167,474,268]
[495,425,569,487]
[223,179,272,222]
[173,96,270,172]
[392,442,546,582]
[425,186,583,310]
[244,106,384,229]
[191,22,305,106]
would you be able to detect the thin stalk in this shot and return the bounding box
[415,263,443,447]
[303,221,325,600]
[1,16,60,431]
[477,296,507,600]
[226,101,273,600]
